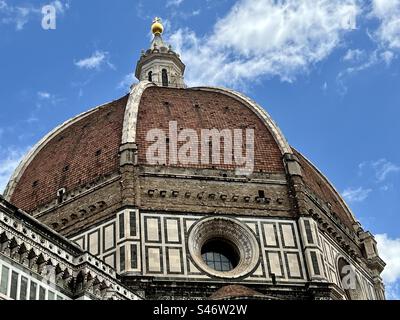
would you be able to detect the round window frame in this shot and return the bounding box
[188,216,260,279]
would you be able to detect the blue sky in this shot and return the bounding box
[0,0,399,299]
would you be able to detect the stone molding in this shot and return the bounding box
[188,216,260,279]
[121,81,155,145]
[0,196,140,300]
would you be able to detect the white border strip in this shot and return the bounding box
[121,81,155,144]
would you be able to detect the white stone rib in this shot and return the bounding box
[3,100,118,201]
[121,81,155,144]
[191,86,293,155]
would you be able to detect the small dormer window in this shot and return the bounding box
[148,71,152,82]
[162,69,168,87]
[57,188,66,204]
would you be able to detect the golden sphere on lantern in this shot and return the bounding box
[151,17,164,35]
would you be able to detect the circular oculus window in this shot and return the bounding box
[188,216,260,278]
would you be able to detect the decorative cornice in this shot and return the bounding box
[135,53,185,80]
[0,196,140,300]
[367,256,386,274]
[31,173,120,218]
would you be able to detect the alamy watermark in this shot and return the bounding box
[37,3,355,31]
[340,265,359,291]
[341,6,357,30]
[146,121,255,176]
[41,4,57,30]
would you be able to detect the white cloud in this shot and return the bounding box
[169,9,201,20]
[0,3,38,30]
[25,116,39,124]
[342,187,372,203]
[341,50,381,74]
[380,184,390,191]
[74,51,114,70]
[343,48,365,61]
[376,234,400,283]
[166,0,184,7]
[0,1,7,10]
[350,158,399,194]
[372,158,400,182]
[0,146,29,195]
[51,0,70,14]
[385,282,400,300]
[117,73,137,91]
[337,49,394,93]
[37,91,51,99]
[167,0,360,88]
[371,0,400,50]
[36,91,62,106]
[380,50,395,64]
[192,9,201,16]
[335,1,399,87]
[375,233,400,299]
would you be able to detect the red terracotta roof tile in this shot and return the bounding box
[210,285,265,299]
[136,87,285,173]
[10,95,128,212]
[294,149,356,230]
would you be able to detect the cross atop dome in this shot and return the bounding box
[151,17,164,36]
[135,17,186,88]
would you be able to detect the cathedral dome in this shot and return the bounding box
[0,17,386,302]
[4,83,358,233]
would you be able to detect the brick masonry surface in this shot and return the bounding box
[293,148,355,230]
[11,95,128,212]
[136,87,285,172]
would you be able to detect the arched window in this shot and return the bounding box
[162,69,168,87]
[148,71,152,82]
